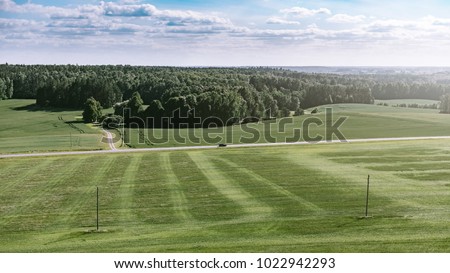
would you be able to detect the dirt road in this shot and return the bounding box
[1,136,450,159]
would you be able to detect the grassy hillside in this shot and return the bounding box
[0,100,108,154]
[1,139,450,252]
[125,102,450,148]
[374,99,439,106]
[3,99,450,152]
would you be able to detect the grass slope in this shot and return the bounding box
[125,102,450,148]
[0,100,108,154]
[3,99,450,152]
[374,99,439,106]
[1,139,450,252]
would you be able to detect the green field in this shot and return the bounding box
[0,100,110,154]
[3,99,450,152]
[124,102,450,148]
[2,99,450,252]
[375,99,440,106]
[1,139,450,252]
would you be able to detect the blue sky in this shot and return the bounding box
[2,0,450,65]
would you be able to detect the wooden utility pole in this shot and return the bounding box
[365,175,370,217]
[96,186,99,231]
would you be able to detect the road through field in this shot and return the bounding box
[2,135,450,159]
[102,129,117,151]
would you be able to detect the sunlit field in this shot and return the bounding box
[1,139,450,252]
[0,100,111,154]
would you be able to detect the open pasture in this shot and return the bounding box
[1,139,450,252]
[3,100,450,152]
[0,100,114,153]
[125,102,450,148]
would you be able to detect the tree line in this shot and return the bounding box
[3,64,450,126]
[0,76,14,100]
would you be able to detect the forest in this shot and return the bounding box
[1,64,450,127]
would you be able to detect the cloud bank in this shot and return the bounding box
[1,0,450,65]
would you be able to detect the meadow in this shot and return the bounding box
[0,100,111,154]
[374,99,439,106]
[2,99,450,252]
[1,139,450,252]
[124,101,450,148]
[3,99,450,153]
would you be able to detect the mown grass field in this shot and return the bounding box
[1,139,450,252]
[3,99,450,152]
[2,99,450,252]
[124,101,450,148]
[0,100,111,154]
[374,99,440,106]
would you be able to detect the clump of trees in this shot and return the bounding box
[395,103,438,109]
[0,77,13,100]
[102,114,124,129]
[440,94,450,113]
[82,97,102,123]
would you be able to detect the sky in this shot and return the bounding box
[2,0,450,66]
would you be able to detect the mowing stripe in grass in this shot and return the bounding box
[0,158,56,228]
[212,156,323,213]
[283,149,407,216]
[161,153,194,222]
[0,159,21,181]
[1,157,86,231]
[117,154,143,225]
[0,159,47,218]
[0,158,58,203]
[90,155,118,185]
[56,156,117,229]
[168,152,243,222]
[4,140,450,252]
[33,157,87,229]
[225,149,368,216]
[188,151,272,220]
[355,111,450,127]
[0,158,56,193]
[131,153,179,224]
[288,144,442,218]
[366,161,450,172]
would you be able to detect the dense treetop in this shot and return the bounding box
[1,64,450,126]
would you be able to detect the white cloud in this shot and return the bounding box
[119,0,143,4]
[99,2,232,26]
[153,9,231,25]
[4,1,450,46]
[1,0,231,26]
[266,17,300,25]
[0,0,237,49]
[280,7,331,18]
[0,0,16,11]
[3,1,450,65]
[101,2,157,17]
[0,18,36,28]
[423,15,450,26]
[327,14,366,23]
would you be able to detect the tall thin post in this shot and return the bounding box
[365,175,370,217]
[96,186,99,231]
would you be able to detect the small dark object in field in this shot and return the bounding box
[218,144,227,147]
